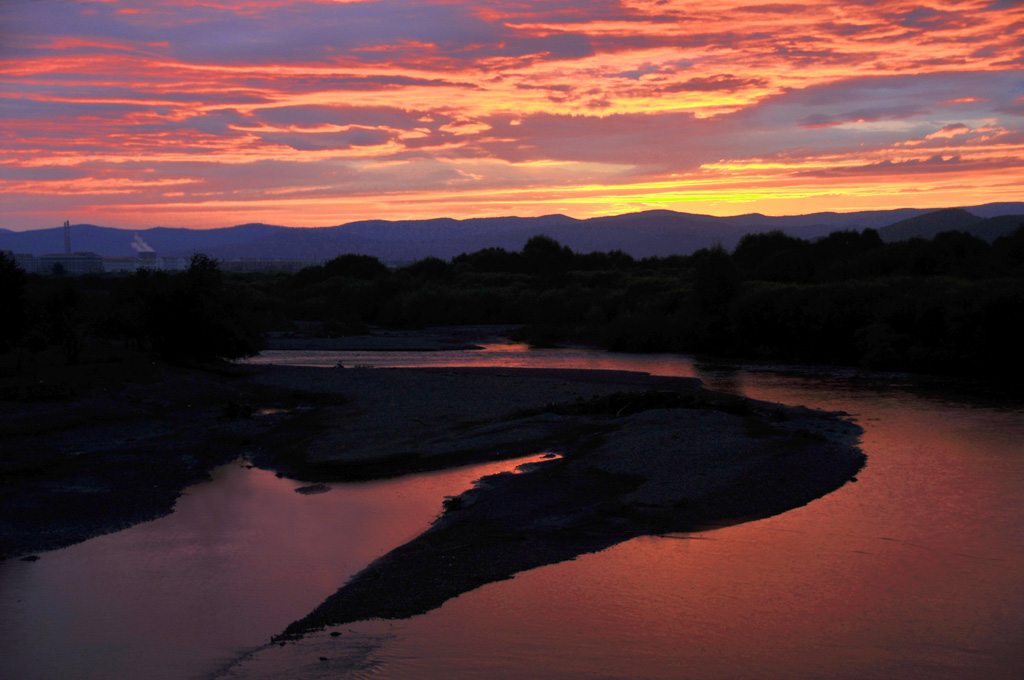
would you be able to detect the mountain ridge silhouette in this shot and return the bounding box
[3,203,1022,261]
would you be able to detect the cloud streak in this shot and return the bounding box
[1,0,1022,228]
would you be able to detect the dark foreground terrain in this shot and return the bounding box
[1,351,864,654]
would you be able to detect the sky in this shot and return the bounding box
[1,0,1022,230]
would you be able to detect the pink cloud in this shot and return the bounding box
[2,0,1023,228]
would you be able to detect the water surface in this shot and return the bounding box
[242,344,1024,679]
[5,344,1024,679]
[0,454,555,680]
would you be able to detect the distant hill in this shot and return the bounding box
[3,203,1023,262]
[878,208,1023,243]
[966,214,1024,243]
[877,208,983,242]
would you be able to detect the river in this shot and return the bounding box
[3,344,1023,679]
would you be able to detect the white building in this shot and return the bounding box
[38,252,104,275]
[9,252,40,274]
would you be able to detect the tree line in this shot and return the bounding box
[0,253,265,367]
[2,225,1023,379]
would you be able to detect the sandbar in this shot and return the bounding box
[1,358,864,650]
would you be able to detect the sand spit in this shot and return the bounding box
[2,359,863,656]
[248,365,712,480]
[251,367,865,639]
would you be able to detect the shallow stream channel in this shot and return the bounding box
[3,344,1024,679]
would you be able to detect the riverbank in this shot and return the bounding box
[2,355,864,643]
[0,360,723,559]
[254,365,865,638]
[0,358,342,560]
[263,325,520,352]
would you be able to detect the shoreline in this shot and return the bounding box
[0,361,337,560]
[262,325,521,353]
[0,360,707,560]
[266,369,865,638]
[1,354,864,658]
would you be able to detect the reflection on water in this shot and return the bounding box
[379,396,1024,680]
[243,344,1024,680]
[246,343,710,376]
[0,454,556,680]
[5,344,1024,680]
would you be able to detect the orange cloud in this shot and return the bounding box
[1,0,1022,229]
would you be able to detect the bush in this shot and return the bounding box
[0,251,26,353]
[145,254,266,362]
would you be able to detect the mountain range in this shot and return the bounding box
[2,203,1022,263]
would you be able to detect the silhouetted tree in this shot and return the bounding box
[733,231,814,282]
[991,225,1024,277]
[100,269,154,350]
[574,249,635,271]
[0,251,26,353]
[691,245,738,311]
[522,235,573,274]
[291,263,327,288]
[931,231,990,278]
[811,229,884,280]
[400,256,452,282]
[187,252,222,285]
[229,225,1024,377]
[146,253,265,362]
[43,281,86,365]
[453,246,522,273]
[322,254,389,280]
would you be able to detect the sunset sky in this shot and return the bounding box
[1,0,1022,230]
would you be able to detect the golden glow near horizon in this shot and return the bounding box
[1,0,1022,229]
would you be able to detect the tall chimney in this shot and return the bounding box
[63,220,71,254]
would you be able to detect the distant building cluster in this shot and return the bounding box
[9,249,188,276]
[5,222,311,275]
